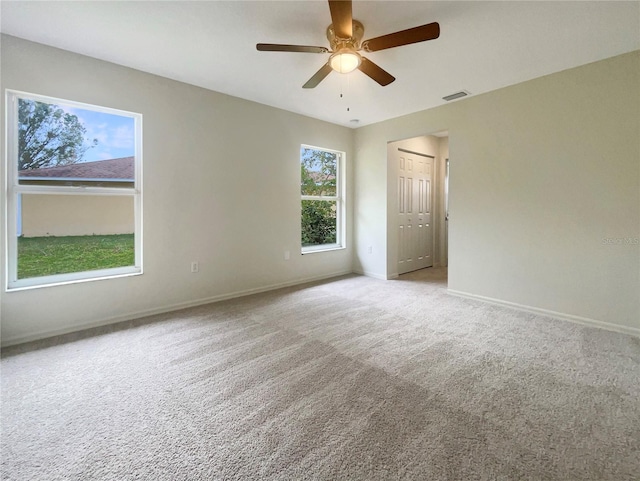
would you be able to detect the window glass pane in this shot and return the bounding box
[17,194,135,279]
[301,200,337,247]
[301,147,337,196]
[18,98,135,186]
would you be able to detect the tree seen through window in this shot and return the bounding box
[300,146,342,249]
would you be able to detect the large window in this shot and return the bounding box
[5,91,142,290]
[300,145,344,253]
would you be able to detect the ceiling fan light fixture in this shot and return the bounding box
[329,49,361,73]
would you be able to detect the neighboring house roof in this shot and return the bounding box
[19,156,134,181]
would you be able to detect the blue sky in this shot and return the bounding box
[62,105,135,163]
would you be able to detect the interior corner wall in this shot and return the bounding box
[0,35,354,346]
[354,50,640,334]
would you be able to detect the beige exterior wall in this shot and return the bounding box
[21,195,134,237]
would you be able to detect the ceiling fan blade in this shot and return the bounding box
[362,22,440,52]
[303,63,333,89]
[328,0,353,38]
[358,57,395,86]
[257,43,329,53]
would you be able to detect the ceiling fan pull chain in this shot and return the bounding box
[346,73,351,112]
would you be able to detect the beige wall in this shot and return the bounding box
[354,51,640,334]
[1,35,354,345]
[2,34,638,344]
[21,195,134,237]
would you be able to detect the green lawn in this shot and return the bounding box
[18,234,135,279]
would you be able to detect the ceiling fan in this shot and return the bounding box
[256,0,440,88]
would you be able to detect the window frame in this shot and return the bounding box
[300,144,345,254]
[4,90,143,291]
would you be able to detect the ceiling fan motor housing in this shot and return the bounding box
[326,20,364,51]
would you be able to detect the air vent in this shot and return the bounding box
[443,90,471,102]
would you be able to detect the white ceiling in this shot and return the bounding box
[2,1,639,128]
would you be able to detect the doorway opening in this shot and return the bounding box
[387,131,449,279]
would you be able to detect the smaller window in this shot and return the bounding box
[300,145,344,253]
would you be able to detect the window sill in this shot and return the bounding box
[301,244,345,255]
[6,267,142,292]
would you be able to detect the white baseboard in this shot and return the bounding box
[352,268,388,280]
[1,269,354,347]
[447,289,640,338]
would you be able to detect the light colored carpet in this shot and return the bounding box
[2,268,639,480]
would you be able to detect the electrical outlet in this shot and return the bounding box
[284,250,290,261]
[191,261,199,273]
[368,246,373,254]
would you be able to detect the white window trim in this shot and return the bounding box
[300,144,346,254]
[4,90,143,291]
